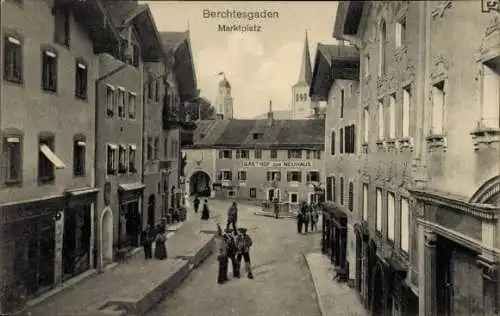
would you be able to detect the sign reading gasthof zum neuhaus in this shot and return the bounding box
[242,161,313,167]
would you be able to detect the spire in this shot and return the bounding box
[297,30,312,85]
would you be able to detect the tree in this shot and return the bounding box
[184,97,215,120]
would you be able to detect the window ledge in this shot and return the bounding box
[5,179,21,186]
[376,140,386,151]
[288,181,300,187]
[426,134,447,151]
[398,137,414,151]
[238,181,247,186]
[471,127,500,150]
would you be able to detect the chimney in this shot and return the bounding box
[267,100,274,126]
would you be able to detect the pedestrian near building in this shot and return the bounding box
[193,196,200,213]
[303,204,311,234]
[236,227,254,279]
[201,199,210,220]
[226,201,238,231]
[273,198,279,219]
[224,228,240,278]
[141,224,154,259]
[216,223,229,284]
[154,225,167,260]
[311,206,319,231]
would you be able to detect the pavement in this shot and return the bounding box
[22,201,226,316]
[305,252,367,316]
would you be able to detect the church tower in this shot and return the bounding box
[291,31,318,120]
[215,75,234,120]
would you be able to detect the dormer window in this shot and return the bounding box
[252,133,263,140]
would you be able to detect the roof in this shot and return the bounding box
[160,31,189,54]
[183,119,325,150]
[253,110,291,120]
[333,1,367,40]
[297,31,313,85]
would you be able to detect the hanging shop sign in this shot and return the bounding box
[242,161,313,168]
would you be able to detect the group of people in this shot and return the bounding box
[296,201,320,234]
[216,201,254,284]
[140,223,168,260]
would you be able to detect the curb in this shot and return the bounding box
[303,253,326,316]
[253,211,296,219]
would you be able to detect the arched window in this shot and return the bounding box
[378,20,387,76]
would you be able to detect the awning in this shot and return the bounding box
[108,144,118,150]
[64,187,100,197]
[40,144,66,169]
[118,182,145,192]
[117,86,125,91]
[105,84,115,90]
[77,141,86,146]
[6,137,20,143]
[129,144,137,150]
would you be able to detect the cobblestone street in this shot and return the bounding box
[146,200,323,316]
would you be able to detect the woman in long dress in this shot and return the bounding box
[154,226,167,260]
[201,199,210,220]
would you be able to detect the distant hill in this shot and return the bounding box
[253,110,292,120]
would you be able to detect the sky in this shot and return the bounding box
[144,1,339,119]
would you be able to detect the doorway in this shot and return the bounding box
[355,231,363,293]
[122,201,141,247]
[63,205,91,280]
[436,237,454,316]
[147,194,156,227]
[101,208,113,264]
[189,171,211,197]
[371,263,385,315]
[267,188,280,201]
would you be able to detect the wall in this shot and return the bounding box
[292,83,313,119]
[184,148,216,191]
[1,0,98,202]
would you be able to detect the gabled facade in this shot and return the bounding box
[335,1,500,316]
[0,0,118,312]
[310,42,360,287]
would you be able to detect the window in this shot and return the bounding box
[73,137,86,177]
[154,137,160,160]
[2,135,22,184]
[395,18,406,48]
[362,184,368,221]
[253,133,263,140]
[289,193,299,204]
[363,108,369,143]
[378,100,384,140]
[480,62,500,129]
[148,78,153,100]
[117,88,125,118]
[376,188,382,232]
[132,43,139,68]
[155,80,160,102]
[129,145,136,172]
[287,171,301,182]
[401,197,410,253]
[340,128,344,153]
[219,150,232,159]
[54,8,70,46]
[270,149,278,159]
[389,94,396,139]
[249,188,257,198]
[306,171,320,183]
[364,54,370,78]
[107,144,117,174]
[340,89,345,118]
[330,131,336,155]
[332,176,336,202]
[402,86,411,138]
[326,176,333,201]
[42,50,58,91]
[431,81,445,135]
[4,36,23,83]
[172,140,178,158]
[236,149,249,159]
[344,125,356,153]
[38,135,59,183]
[306,150,311,159]
[378,20,387,76]
[287,149,302,159]
[106,85,115,117]
[128,92,137,119]
[237,170,247,181]
[75,61,87,100]
[266,171,281,181]
[163,138,168,158]
[388,192,395,241]
[313,150,321,159]
[254,149,262,159]
[222,170,232,181]
[147,137,153,160]
[348,182,354,211]
[340,177,344,205]
[118,145,127,173]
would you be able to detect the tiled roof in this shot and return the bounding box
[160,31,188,53]
[183,118,325,150]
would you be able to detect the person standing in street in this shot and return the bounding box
[303,203,311,234]
[141,225,153,259]
[201,199,210,220]
[216,223,229,284]
[236,227,254,279]
[226,201,238,231]
[154,225,167,260]
[224,228,240,278]
[273,198,279,219]
[193,196,200,213]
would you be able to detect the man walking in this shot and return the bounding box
[224,228,240,278]
[236,227,254,279]
[193,196,200,213]
[216,223,228,284]
[226,201,238,231]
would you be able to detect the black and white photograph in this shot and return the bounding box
[0,1,499,315]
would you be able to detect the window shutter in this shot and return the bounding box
[287,172,291,182]
[228,171,233,180]
[340,128,344,153]
[326,177,332,201]
[331,132,335,155]
[236,150,240,159]
[332,177,336,202]
[217,172,222,181]
[306,172,311,183]
[267,171,271,181]
[298,172,302,182]
[228,151,232,159]
[276,172,281,181]
[219,150,223,159]
[352,125,356,153]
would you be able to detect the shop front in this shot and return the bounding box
[353,222,369,302]
[321,203,348,281]
[118,183,144,248]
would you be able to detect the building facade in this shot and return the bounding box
[291,32,319,120]
[215,75,234,120]
[310,43,360,285]
[183,107,325,205]
[0,0,116,312]
[335,1,500,316]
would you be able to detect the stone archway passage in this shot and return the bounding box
[189,171,211,197]
[101,208,113,265]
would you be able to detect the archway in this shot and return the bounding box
[100,208,113,265]
[371,261,386,315]
[470,175,500,205]
[355,230,363,293]
[147,194,155,227]
[189,171,211,197]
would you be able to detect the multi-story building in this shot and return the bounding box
[335,1,500,316]
[183,105,325,205]
[94,1,164,269]
[310,43,360,285]
[0,0,115,312]
[160,30,198,214]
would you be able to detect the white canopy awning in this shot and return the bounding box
[40,144,66,169]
